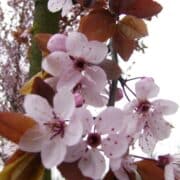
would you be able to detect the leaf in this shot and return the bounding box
[0,112,36,143]
[77,0,106,9]
[0,153,44,180]
[79,8,116,41]
[112,25,137,61]
[99,59,122,80]
[119,15,148,39]
[136,160,164,180]
[19,71,49,95]
[124,0,163,19]
[32,77,55,106]
[34,33,52,54]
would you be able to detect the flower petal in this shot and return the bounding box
[63,117,83,146]
[64,141,86,162]
[47,0,64,13]
[135,77,159,100]
[148,113,172,140]
[19,125,47,152]
[113,168,130,180]
[66,32,88,58]
[41,138,67,169]
[53,89,75,120]
[24,94,53,123]
[71,108,93,136]
[61,0,73,17]
[47,33,67,52]
[139,128,157,154]
[153,99,178,115]
[164,164,175,180]
[110,157,122,171]
[42,51,73,77]
[78,149,106,179]
[82,41,108,64]
[102,134,129,159]
[84,66,107,92]
[96,107,125,134]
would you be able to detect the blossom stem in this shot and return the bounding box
[107,40,118,106]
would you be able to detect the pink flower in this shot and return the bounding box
[42,32,108,107]
[19,89,83,169]
[47,0,73,16]
[158,154,180,180]
[64,107,130,179]
[124,78,178,154]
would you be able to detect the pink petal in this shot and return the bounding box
[61,0,73,17]
[56,69,82,91]
[47,33,67,52]
[84,66,107,92]
[135,77,159,100]
[64,141,86,162]
[82,41,108,64]
[66,32,88,58]
[63,118,83,146]
[74,93,85,107]
[139,128,157,154]
[19,125,47,152]
[102,134,129,159]
[78,149,106,179]
[153,99,178,115]
[53,89,75,120]
[113,169,130,180]
[42,51,73,76]
[45,77,58,89]
[41,138,67,169]
[95,107,125,134]
[71,108,93,136]
[110,157,122,171]
[24,94,53,123]
[47,0,64,13]
[164,164,175,180]
[148,113,172,140]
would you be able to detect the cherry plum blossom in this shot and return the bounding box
[19,89,83,169]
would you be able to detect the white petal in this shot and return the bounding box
[41,138,67,169]
[84,66,107,92]
[61,0,73,17]
[56,69,82,91]
[78,149,106,179]
[53,89,75,120]
[139,129,157,154]
[153,99,178,115]
[63,118,83,146]
[71,108,93,136]
[96,107,125,134]
[47,33,67,52]
[64,141,86,162]
[149,113,172,140]
[164,164,175,180]
[110,158,122,171]
[19,125,47,152]
[113,168,130,180]
[45,77,58,89]
[24,94,53,123]
[47,0,64,13]
[102,134,129,159]
[42,51,73,76]
[82,41,108,64]
[135,77,159,100]
[66,32,88,58]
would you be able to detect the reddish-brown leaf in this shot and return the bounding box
[79,8,116,41]
[124,0,163,19]
[112,25,136,61]
[99,59,122,80]
[135,160,164,180]
[77,0,106,9]
[119,15,148,39]
[34,33,52,54]
[0,112,36,143]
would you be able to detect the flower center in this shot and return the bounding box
[44,120,66,139]
[158,155,171,168]
[87,133,101,148]
[74,59,85,71]
[136,100,151,114]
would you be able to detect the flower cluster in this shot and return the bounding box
[19,31,178,179]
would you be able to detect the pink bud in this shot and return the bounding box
[74,93,85,107]
[115,88,123,101]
